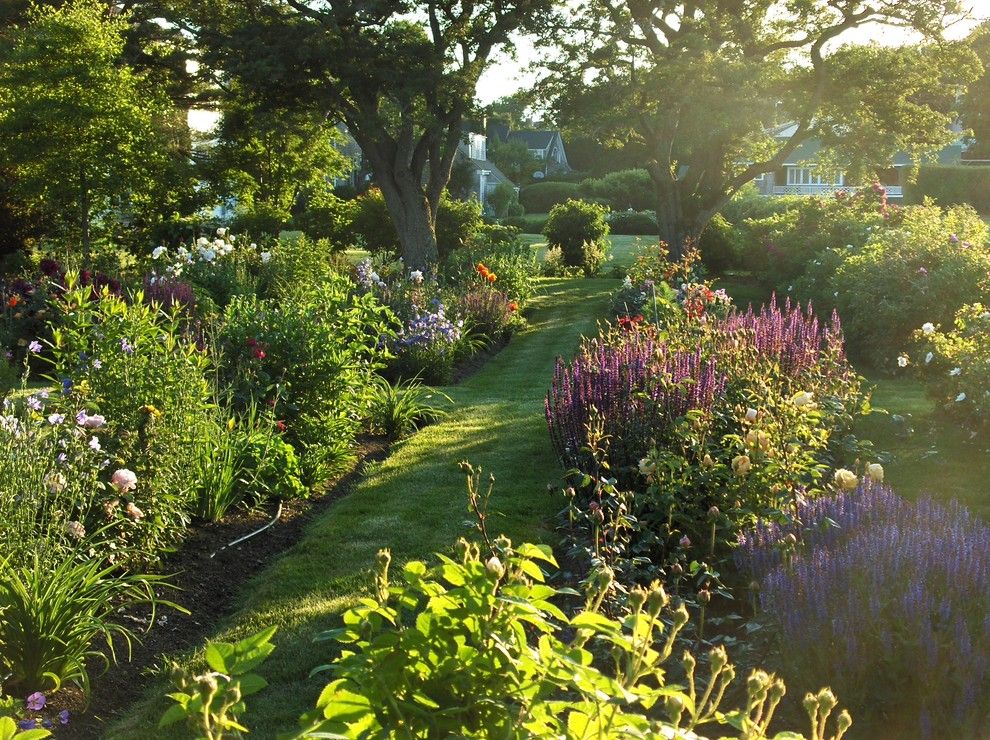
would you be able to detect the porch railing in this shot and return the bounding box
[771,184,903,198]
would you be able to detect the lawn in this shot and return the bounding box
[520,232,649,268]
[107,278,615,738]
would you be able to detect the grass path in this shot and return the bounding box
[109,278,614,738]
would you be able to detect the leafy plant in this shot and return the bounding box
[543,199,611,275]
[0,552,170,695]
[160,627,276,740]
[366,375,450,439]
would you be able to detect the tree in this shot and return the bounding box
[206,91,351,220]
[961,22,990,158]
[0,0,171,255]
[541,0,982,257]
[178,0,551,269]
[489,138,541,183]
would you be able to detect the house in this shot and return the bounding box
[457,129,517,209]
[752,122,966,199]
[505,130,572,174]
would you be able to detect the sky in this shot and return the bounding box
[190,1,988,132]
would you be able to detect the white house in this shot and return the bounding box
[457,130,517,208]
[505,130,572,174]
[752,122,966,199]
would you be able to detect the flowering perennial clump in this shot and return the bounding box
[736,482,990,736]
[546,331,725,471]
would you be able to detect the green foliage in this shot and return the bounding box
[365,375,450,439]
[911,303,990,429]
[256,233,349,300]
[519,181,579,213]
[47,276,215,562]
[160,626,277,739]
[905,165,990,213]
[215,276,396,481]
[578,168,654,211]
[485,181,519,218]
[700,213,740,273]
[543,199,611,275]
[607,210,658,235]
[290,190,351,244]
[0,552,166,695]
[829,203,990,362]
[0,0,172,252]
[441,230,539,303]
[487,138,540,184]
[544,0,980,248]
[345,188,484,261]
[293,471,851,739]
[0,717,49,740]
[229,202,290,239]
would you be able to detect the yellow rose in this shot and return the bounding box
[866,463,884,483]
[833,468,858,491]
[745,430,770,450]
[732,455,752,476]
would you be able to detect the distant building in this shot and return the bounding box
[504,130,572,174]
[457,130,516,208]
[751,122,968,200]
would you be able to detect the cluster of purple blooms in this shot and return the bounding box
[546,332,725,472]
[17,691,69,730]
[396,302,462,351]
[355,259,386,291]
[721,296,847,380]
[736,482,990,736]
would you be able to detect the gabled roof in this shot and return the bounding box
[507,130,556,150]
[466,158,514,186]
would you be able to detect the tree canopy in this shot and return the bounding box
[176,0,553,267]
[0,0,173,254]
[539,0,983,255]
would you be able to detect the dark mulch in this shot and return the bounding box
[60,439,390,739]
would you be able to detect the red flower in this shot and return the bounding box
[508,301,518,312]
[276,420,287,432]
[253,348,266,360]
[6,295,20,308]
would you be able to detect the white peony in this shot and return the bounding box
[151,246,168,260]
[922,322,935,335]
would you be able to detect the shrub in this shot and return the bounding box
[911,302,990,428]
[737,482,990,737]
[485,181,518,218]
[699,213,739,273]
[291,189,351,243]
[905,165,990,213]
[230,202,290,238]
[215,276,395,480]
[543,199,610,276]
[503,213,547,233]
[518,181,579,213]
[155,230,261,309]
[578,168,654,211]
[607,209,658,235]
[830,203,990,362]
[256,233,350,300]
[441,230,539,304]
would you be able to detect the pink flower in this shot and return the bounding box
[111,468,137,492]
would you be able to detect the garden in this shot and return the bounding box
[3,0,990,739]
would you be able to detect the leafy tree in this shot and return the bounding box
[541,0,982,257]
[176,0,551,268]
[0,0,172,255]
[488,138,541,184]
[487,181,519,217]
[961,22,990,158]
[206,91,351,221]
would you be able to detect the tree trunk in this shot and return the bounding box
[653,175,688,260]
[377,176,439,270]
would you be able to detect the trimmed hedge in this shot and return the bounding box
[608,210,657,235]
[504,213,548,233]
[578,169,654,211]
[905,165,990,213]
[519,181,579,213]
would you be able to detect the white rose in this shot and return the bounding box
[790,391,816,409]
[216,227,227,237]
[922,322,935,335]
[744,408,758,422]
[151,246,167,260]
[866,463,884,483]
[956,392,967,402]
[949,367,961,377]
[897,355,909,368]
[260,251,272,264]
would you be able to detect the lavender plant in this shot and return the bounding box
[737,482,990,737]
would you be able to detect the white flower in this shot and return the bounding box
[45,471,66,493]
[199,248,216,262]
[922,322,935,335]
[65,520,86,539]
[956,392,967,402]
[897,355,909,368]
[151,246,168,260]
[260,251,272,264]
[622,276,633,289]
[949,367,961,377]
[89,436,101,451]
[744,407,758,422]
[409,270,424,284]
[981,312,990,320]
[250,242,258,249]
[216,227,227,237]
[370,271,381,283]
[925,352,934,365]
[196,237,209,247]
[866,463,884,483]
[111,468,138,493]
[833,468,858,491]
[790,391,816,409]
